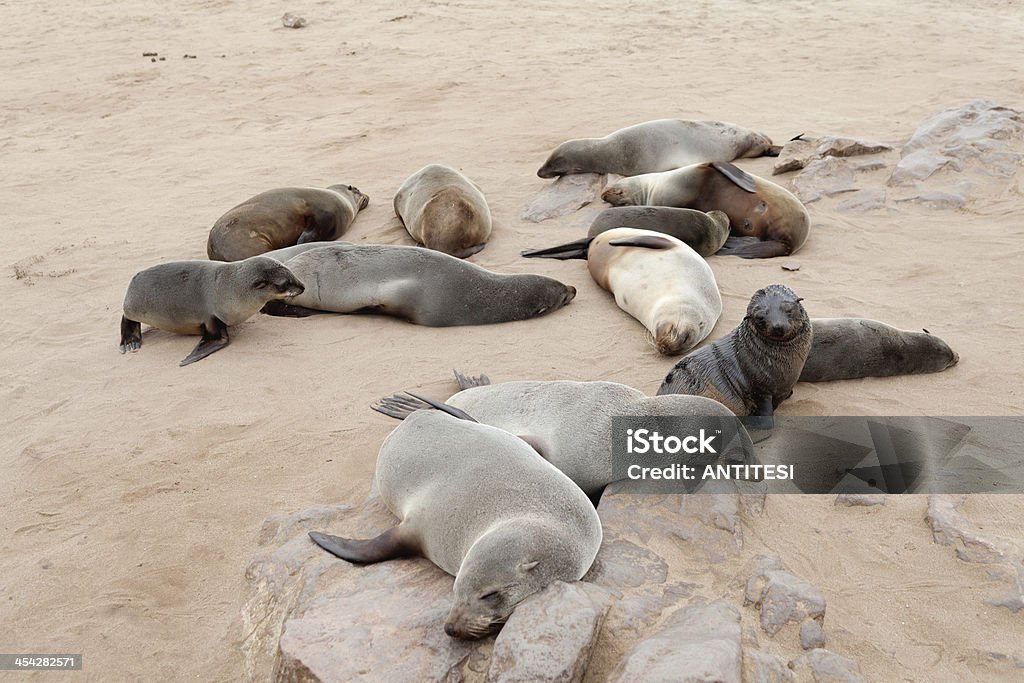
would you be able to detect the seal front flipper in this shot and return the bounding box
[711,161,757,193]
[607,235,677,250]
[309,527,419,564]
[716,237,789,259]
[179,319,229,366]
[119,316,142,353]
[453,369,492,390]
[521,237,594,260]
[260,301,327,317]
[740,394,775,434]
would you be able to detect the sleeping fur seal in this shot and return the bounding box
[537,119,779,178]
[394,164,492,258]
[374,373,755,499]
[119,256,305,365]
[206,185,368,261]
[602,161,810,258]
[657,284,812,418]
[525,228,721,354]
[801,318,959,382]
[308,407,602,640]
[521,207,730,260]
[260,243,575,326]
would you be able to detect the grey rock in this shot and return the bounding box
[836,189,886,212]
[781,261,800,272]
[609,600,742,683]
[773,135,892,174]
[790,649,865,683]
[800,619,826,650]
[895,190,967,209]
[792,157,859,203]
[521,173,606,222]
[746,650,795,683]
[282,12,307,28]
[834,493,886,507]
[486,581,613,683]
[745,556,826,636]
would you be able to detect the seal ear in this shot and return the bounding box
[518,560,539,573]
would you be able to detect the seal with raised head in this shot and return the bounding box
[119,256,305,365]
[537,119,780,178]
[206,184,369,261]
[801,318,959,382]
[260,243,575,326]
[657,284,812,418]
[520,207,731,260]
[374,372,756,500]
[308,405,602,640]
[523,228,721,354]
[394,164,492,258]
[602,161,810,258]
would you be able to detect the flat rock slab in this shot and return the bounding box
[486,581,613,683]
[745,556,826,637]
[790,649,865,683]
[773,135,892,174]
[792,157,859,203]
[521,173,606,222]
[610,600,742,683]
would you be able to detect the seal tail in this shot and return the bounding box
[372,391,478,422]
[521,237,594,260]
[453,369,491,390]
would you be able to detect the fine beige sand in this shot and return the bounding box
[3,0,1023,680]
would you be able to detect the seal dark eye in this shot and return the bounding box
[480,591,501,601]
[253,280,267,289]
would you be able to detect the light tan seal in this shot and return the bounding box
[206,184,369,261]
[259,243,576,325]
[537,119,779,178]
[583,228,722,354]
[602,161,810,258]
[119,256,305,365]
[308,406,602,640]
[800,318,959,382]
[394,164,492,258]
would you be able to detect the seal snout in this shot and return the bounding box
[654,321,694,356]
[563,285,577,304]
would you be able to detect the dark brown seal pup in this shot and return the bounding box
[206,184,369,261]
[602,161,810,258]
[309,405,601,640]
[657,284,812,417]
[800,318,959,382]
[119,256,305,365]
[537,119,779,178]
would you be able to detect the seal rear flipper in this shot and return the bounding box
[372,392,478,422]
[453,369,492,390]
[711,161,758,193]
[260,301,327,317]
[309,527,419,564]
[607,235,677,250]
[520,237,594,260]
[180,319,229,366]
[119,316,142,353]
[716,237,790,259]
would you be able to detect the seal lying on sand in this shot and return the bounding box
[521,207,731,259]
[374,371,755,499]
[260,243,575,326]
[657,284,812,419]
[801,318,959,382]
[206,185,368,261]
[525,228,721,354]
[309,405,602,640]
[119,256,305,365]
[394,164,492,258]
[537,119,779,178]
[602,161,810,258]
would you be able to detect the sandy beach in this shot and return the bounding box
[2,0,1023,680]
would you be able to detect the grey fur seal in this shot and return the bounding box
[801,318,959,382]
[521,207,730,260]
[537,119,779,178]
[308,406,602,640]
[657,284,812,419]
[119,256,305,365]
[523,228,721,355]
[206,185,369,261]
[260,243,575,326]
[394,164,492,258]
[374,373,755,499]
[602,161,810,258]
